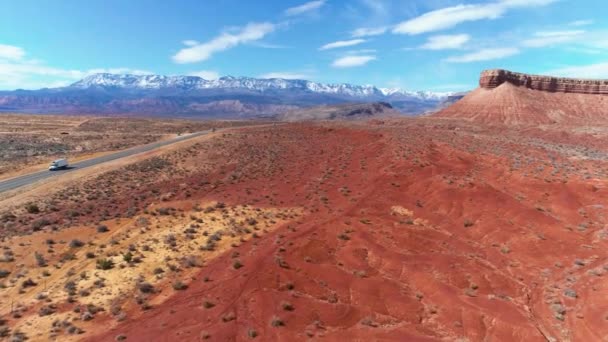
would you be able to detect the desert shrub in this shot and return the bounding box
[164,234,177,247]
[281,301,294,311]
[123,252,133,263]
[270,316,284,327]
[172,281,187,290]
[138,282,155,294]
[233,260,243,269]
[9,330,27,341]
[157,207,173,216]
[31,218,51,231]
[25,203,40,214]
[0,270,10,278]
[61,253,76,262]
[96,225,109,233]
[247,329,258,338]
[337,233,350,241]
[181,255,200,268]
[21,278,37,288]
[222,312,236,322]
[69,239,85,248]
[1,250,14,262]
[34,252,47,267]
[96,258,115,270]
[202,300,215,309]
[64,280,77,293]
[66,210,80,218]
[38,304,56,316]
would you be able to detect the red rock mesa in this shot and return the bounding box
[479,69,608,94]
[436,69,608,125]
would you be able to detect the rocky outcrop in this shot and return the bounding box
[480,69,608,94]
[278,102,399,121]
[435,69,608,125]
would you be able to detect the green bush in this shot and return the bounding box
[96,258,115,270]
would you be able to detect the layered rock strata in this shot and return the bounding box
[480,69,608,94]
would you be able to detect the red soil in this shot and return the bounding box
[82,121,608,341]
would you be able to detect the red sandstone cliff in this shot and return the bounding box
[435,69,608,125]
[480,69,608,94]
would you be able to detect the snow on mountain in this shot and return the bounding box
[70,73,452,100]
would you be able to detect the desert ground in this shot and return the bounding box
[0,114,259,180]
[0,116,607,341]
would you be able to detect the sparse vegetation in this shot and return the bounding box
[25,203,40,214]
[69,239,85,248]
[97,225,109,233]
[270,316,284,327]
[96,258,115,270]
[172,281,187,290]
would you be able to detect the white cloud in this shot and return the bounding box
[420,34,470,50]
[0,62,153,89]
[0,45,154,89]
[284,0,325,16]
[359,0,389,18]
[568,19,593,27]
[394,4,503,35]
[548,62,608,78]
[0,44,26,60]
[248,41,289,49]
[182,40,199,47]
[86,68,152,75]
[319,39,366,51]
[351,26,388,38]
[0,61,82,80]
[259,72,310,79]
[331,55,376,68]
[499,0,557,5]
[345,49,377,54]
[522,30,585,47]
[172,22,275,64]
[445,47,520,63]
[188,70,220,80]
[393,0,557,35]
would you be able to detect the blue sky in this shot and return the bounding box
[0,0,606,91]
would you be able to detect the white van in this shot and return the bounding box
[49,158,69,171]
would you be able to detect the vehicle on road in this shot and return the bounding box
[49,158,69,171]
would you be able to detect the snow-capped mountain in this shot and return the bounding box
[0,73,464,118]
[70,73,452,100]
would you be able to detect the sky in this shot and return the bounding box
[0,0,607,91]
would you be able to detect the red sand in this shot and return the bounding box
[80,122,608,341]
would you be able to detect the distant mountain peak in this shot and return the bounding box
[0,73,461,117]
[69,73,454,99]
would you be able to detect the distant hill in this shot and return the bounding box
[435,69,608,125]
[277,102,399,121]
[0,73,455,118]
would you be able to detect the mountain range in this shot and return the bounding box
[0,73,461,118]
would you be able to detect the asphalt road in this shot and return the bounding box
[0,130,210,194]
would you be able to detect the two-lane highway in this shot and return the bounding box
[0,130,210,194]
